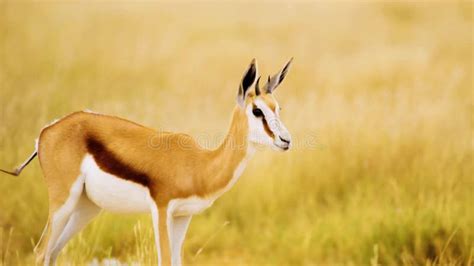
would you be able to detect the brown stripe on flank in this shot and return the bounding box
[85,136,151,187]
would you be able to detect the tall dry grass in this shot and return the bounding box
[0,1,472,265]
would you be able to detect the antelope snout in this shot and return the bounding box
[275,132,292,151]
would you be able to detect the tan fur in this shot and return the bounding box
[32,58,292,265]
[35,107,248,264]
[247,91,277,112]
[260,93,277,112]
[39,108,248,202]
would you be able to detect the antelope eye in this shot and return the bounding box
[252,108,264,117]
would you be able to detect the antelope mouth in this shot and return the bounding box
[274,142,290,151]
[274,135,291,151]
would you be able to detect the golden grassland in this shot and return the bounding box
[0,1,472,265]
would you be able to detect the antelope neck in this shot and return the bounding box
[204,106,251,194]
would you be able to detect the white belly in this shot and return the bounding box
[81,155,218,216]
[81,155,150,213]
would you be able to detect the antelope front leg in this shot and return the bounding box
[149,197,172,266]
[170,215,192,266]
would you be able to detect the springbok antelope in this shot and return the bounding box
[0,58,293,266]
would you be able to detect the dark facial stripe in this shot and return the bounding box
[86,136,150,187]
[253,103,276,139]
[261,115,275,139]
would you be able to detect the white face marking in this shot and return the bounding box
[81,154,150,213]
[247,100,273,146]
[247,98,292,151]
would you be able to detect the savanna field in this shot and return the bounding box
[0,1,472,265]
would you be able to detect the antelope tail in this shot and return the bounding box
[0,146,38,177]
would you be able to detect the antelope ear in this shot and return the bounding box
[266,58,293,93]
[237,58,258,107]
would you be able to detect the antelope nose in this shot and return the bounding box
[279,136,290,144]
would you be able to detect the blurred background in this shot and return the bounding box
[0,1,472,265]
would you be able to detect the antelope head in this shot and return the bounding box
[237,58,293,151]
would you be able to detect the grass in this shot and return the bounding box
[0,1,472,265]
